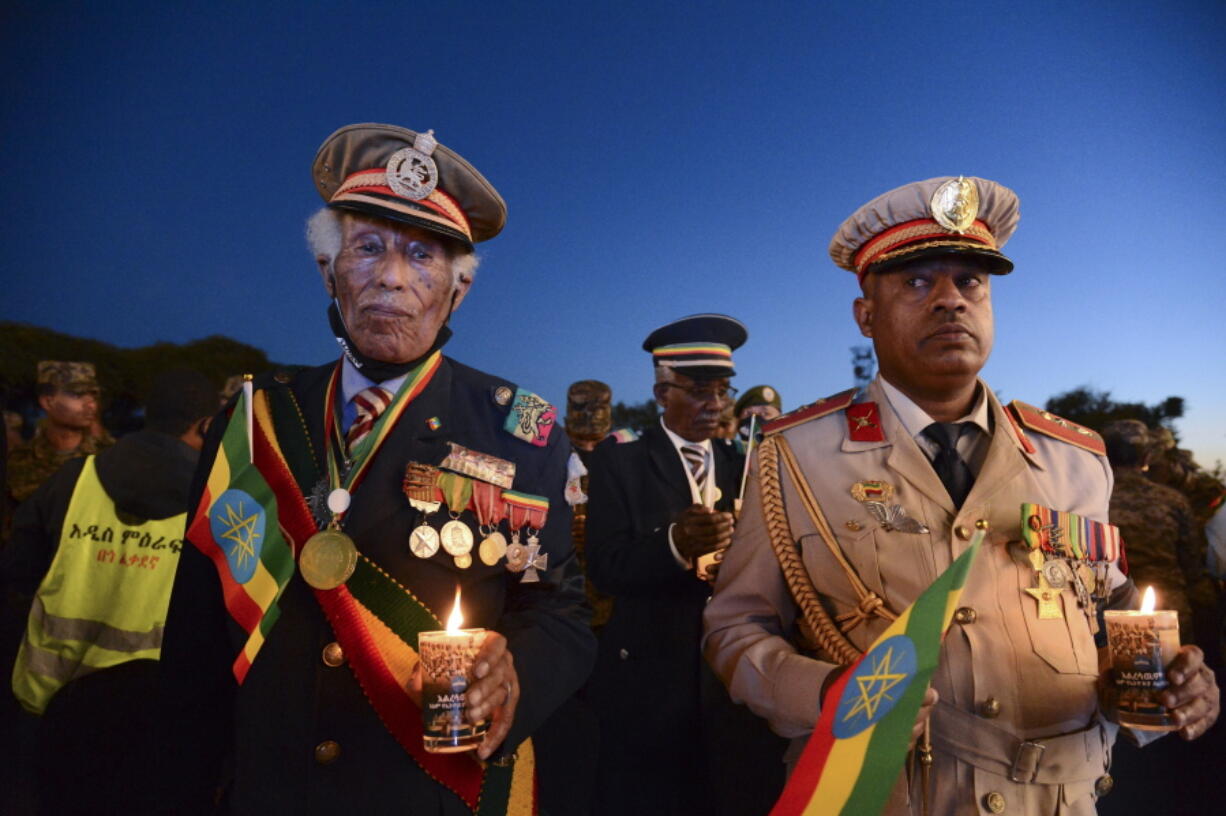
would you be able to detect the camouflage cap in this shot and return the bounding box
[37,361,100,394]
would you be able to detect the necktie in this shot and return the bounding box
[921,422,975,509]
[347,386,394,451]
[682,443,708,486]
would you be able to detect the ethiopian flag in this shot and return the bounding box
[187,386,296,683]
[771,534,983,816]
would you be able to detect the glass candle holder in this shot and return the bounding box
[418,628,489,752]
[1104,606,1180,731]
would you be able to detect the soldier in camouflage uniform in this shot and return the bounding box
[1103,419,1204,638]
[6,362,114,505]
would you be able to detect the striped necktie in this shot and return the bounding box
[681,443,708,486]
[347,386,394,451]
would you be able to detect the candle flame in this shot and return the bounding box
[445,585,464,633]
[1140,585,1156,614]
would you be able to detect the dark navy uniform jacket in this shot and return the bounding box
[161,357,595,814]
[584,423,786,816]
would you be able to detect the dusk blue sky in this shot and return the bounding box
[4,1,1225,467]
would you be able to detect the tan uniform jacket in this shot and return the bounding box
[703,378,1129,816]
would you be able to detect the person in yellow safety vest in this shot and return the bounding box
[1,368,219,816]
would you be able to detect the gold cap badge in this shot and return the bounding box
[930,176,979,234]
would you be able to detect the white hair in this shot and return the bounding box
[305,207,478,286]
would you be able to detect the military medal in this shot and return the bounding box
[307,355,444,589]
[1041,558,1070,589]
[300,528,359,590]
[437,472,475,568]
[1020,503,1121,627]
[471,481,508,566]
[850,480,929,534]
[503,491,549,580]
[403,463,444,560]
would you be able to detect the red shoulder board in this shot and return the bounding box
[1007,400,1105,456]
[763,388,856,436]
[846,402,885,442]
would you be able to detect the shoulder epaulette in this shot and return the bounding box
[1007,400,1105,456]
[763,388,857,436]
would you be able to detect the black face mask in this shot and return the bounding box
[327,301,452,382]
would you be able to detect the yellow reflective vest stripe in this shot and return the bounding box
[12,456,187,714]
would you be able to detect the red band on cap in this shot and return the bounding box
[331,170,472,242]
[854,218,995,279]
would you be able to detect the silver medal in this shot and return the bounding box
[440,519,474,557]
[409,524,440,559]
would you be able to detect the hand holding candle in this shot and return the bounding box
[1103,586,1220,738]
[418,586,518,756]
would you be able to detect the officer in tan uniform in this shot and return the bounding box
[703,176,1219,815]
[7,362,114,504]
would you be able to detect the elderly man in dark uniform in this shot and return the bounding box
[585,314,786,815]
[703,176,1220,815]
[161,123,594,814]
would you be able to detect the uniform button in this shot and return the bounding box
[955,525,971,540]
[314,740,341,765]
[322,642,345,667]
[975,518,991,531]
[983,791,1006,813]
[954,607,978,625]
[979,697,1001,718]
[1095,774,1114,797]
[618,648,630,660]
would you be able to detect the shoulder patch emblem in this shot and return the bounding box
[764,388,857,436]
[1008,400,1105,456]
[846,402,885,442]
[503,388,556,446]
[607,427,639,444]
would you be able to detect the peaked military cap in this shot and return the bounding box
[735,384,781,417]
[313,123,507,246]
[642,314,747,379]
[829,176,1020,281]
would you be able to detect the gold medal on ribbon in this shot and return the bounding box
[299,529,358,590]
[453,552,473,570]
[409,524,441,559]
[441,519,474,557]
[479,531,508,566]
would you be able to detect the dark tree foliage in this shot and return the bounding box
[1044,386,1185,438]
[0,322,278,436]
[610,399,659,433]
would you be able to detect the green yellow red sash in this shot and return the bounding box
[246,372,535,814]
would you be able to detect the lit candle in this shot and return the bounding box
[1103,586,1181,731]
[418,586,490,753]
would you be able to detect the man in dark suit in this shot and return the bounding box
[160,123,594,814]
[586,315,786,815]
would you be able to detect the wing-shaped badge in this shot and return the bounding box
[864,501,930,534]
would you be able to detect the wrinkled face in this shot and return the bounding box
[41,389,98,431]
[854,256,994,398]
[324,214,471,364]
[654,372,732,443]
